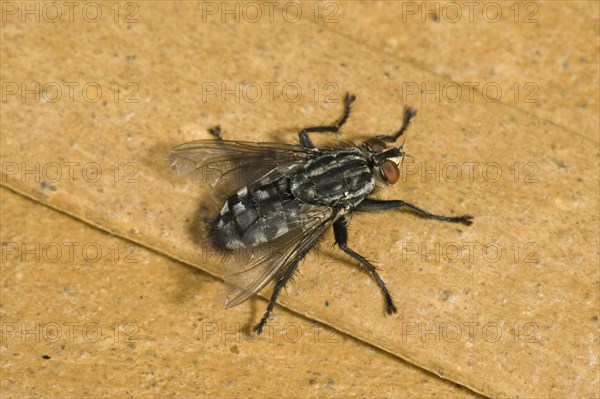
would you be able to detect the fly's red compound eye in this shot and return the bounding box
[365,137,387,153]
[381,160,400,184]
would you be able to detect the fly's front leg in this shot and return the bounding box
[377,106,418,143]
[333,216,397,315]
[299,93,356,148]
[358,199,473,226]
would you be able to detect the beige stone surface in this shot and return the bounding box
[1,1,598,398]
[1,189,480,398]
[301,0,599,139]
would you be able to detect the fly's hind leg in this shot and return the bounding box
[333,216,398,315]
[299,93,356,148]
[254,244,315,335]
[253,266,297,336]
[377,106,418,143]
[208,125,223,140]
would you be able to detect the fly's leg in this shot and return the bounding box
[253,244,314,335]
[377,106,418,143]
[254,270,296,336]
[358,199,473,226]
[299,93,356,148]
[333,216,397,315]
[208,125,223,140]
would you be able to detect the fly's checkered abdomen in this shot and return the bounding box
[291,148,375,205]
[213,177,303,250]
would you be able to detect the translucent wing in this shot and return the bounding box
[223,203,335,308]
[168,140,318,188]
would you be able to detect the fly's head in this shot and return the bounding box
[362,137,406,185]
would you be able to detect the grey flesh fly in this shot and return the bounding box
[169,93,473,335]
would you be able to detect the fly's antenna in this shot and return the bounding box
[401,130,408,148]
[402,153,414,164]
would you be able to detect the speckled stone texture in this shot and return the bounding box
[1,1,598,397]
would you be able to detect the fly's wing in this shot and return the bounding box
[168,140,317,188]
[223,203,335,308]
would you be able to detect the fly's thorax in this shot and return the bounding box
[290,148,375,205]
